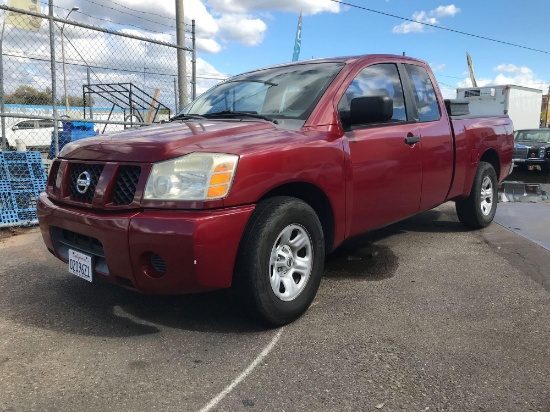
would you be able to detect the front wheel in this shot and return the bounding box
[232,196,325,326]
[455,161,498,229]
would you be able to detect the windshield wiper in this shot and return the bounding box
[224,79,278,87]
[203,110,277,123]
[170,113,206,121]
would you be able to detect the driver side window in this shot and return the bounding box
[338,63,406,129]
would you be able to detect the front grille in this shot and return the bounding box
[69,163,104,203]
[513,146,529,159]
[113,166,141,205]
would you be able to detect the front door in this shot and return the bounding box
[338,63,422,236]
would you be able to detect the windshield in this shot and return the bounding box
[180,62,344,121]
[514,130,550,143]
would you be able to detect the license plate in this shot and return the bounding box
[68,249,93,282]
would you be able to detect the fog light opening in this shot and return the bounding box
[141,252,167,279]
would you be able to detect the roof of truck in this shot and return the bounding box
[231,54,428,77]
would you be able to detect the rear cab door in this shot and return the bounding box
[401,63,454,210]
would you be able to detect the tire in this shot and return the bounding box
[232,196,325,326]
[455,161,498,229]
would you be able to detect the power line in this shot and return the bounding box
[330,0,550,55]
[50,5,194,39]
[95,0,191,26]
[84,0,177,31]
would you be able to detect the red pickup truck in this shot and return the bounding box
[38,54,513,325]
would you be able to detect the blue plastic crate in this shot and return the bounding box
[9,180,35,191]
[6,163,32,179]
[16,210,38,223]
[0,164,6,180]
[30,162,46,180]
[13,191,38,210]
[25,152,42,162]
[33,179,46,193]
[0,180,10,192]
[0,192,14,210]
[3,152,27,162]
[62,121,95,132]
[0,210,19,224]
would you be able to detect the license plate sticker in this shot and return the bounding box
[68,249,93,282]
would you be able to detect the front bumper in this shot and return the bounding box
[513,158,550,167]
[38,193,255,294]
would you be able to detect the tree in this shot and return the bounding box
[5,85,54,105]
[5,86,92,107]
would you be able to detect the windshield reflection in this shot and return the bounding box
[180,62,344,121]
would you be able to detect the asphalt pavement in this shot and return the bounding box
[1,202,549,412]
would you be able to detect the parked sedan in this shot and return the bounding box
[513,128,550,172]
[3,118,58,152]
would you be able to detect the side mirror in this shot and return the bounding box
[349,95,393,125]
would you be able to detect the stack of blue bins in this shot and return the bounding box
[49,121,98,159]
[0,151,47,226]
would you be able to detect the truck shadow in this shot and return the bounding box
[4,260,265,336]
[3,206,470,337]
[324,207,467,280]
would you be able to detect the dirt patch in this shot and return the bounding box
[0,226,37,242]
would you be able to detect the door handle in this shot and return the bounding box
[404,135,420,145]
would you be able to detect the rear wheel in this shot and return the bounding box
[232,196,325,326]
[456,161,498,229]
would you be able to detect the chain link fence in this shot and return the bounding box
[0,3,195,227]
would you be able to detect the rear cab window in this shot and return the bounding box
[404,65,441,122]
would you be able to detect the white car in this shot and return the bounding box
[3,118,59,151]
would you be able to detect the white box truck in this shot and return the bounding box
[456,85,542,130]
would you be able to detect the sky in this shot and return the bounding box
[4,0,550,100]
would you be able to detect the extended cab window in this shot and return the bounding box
[338,63,407,129]
[405,65,441,122]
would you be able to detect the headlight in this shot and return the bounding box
[539,147,546,158]
[144,153,239,201]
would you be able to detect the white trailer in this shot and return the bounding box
[456,85,542,130]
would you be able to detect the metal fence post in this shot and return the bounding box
[87,67,93,120]
[48,0,59,156]
[0,18,7,151]
[175,0,187,110]
[192,19,196,101]
[174,77,178,113]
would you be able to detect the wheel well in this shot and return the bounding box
[259,183,335,252]
[480,149,500,179]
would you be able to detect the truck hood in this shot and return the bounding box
[58,120,285,162]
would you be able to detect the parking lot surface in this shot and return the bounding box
[1,202,549,412]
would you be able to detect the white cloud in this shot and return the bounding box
[430,63,447,73]
[457,64,547,92]
[206,0,341,15]
[216,14,268,46]
[393,4,460,34]
[434,5,460,17]
[438,85,456,99]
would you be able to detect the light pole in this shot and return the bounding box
[61,6,79,115]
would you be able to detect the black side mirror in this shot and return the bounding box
[349,95,393,126]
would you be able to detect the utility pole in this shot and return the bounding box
[175,0,188,111]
